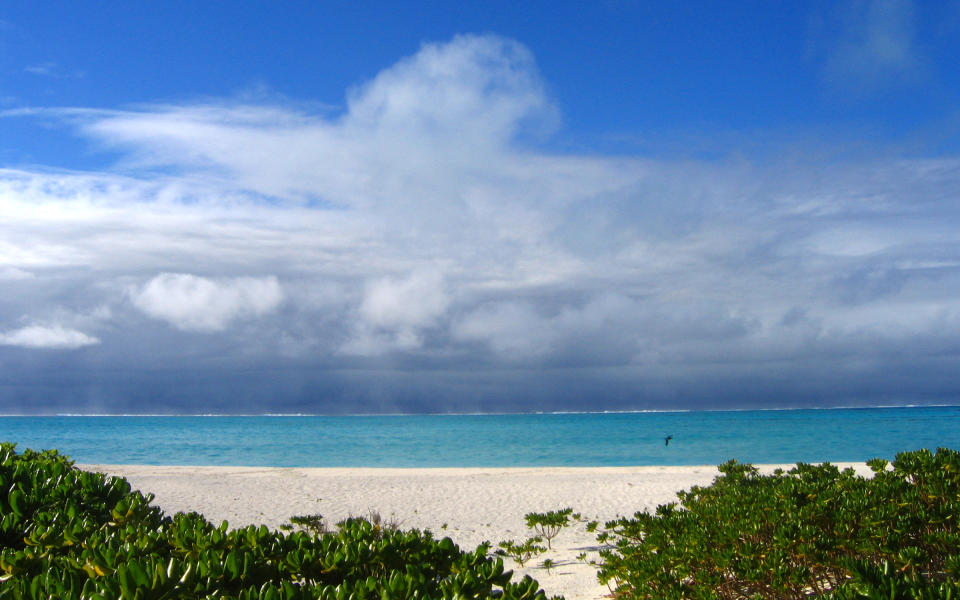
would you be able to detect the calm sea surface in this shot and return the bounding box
[1,407,958,467]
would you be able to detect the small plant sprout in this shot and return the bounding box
[541,558,555,574]
[524,507,575,549]
[496,537,546,567]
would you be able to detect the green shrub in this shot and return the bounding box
[595,448,960,599]
[288,514,327,536]
[0,442,554,600]
[497,538,547,567]
[523,508,576,550]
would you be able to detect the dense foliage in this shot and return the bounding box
[596,448,960,599]
[0,443,551,600]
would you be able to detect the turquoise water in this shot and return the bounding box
[1,407,958,467]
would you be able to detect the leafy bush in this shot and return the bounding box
[595,448,960,599]
[0,442,554,600]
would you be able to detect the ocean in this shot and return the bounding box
[1,406,958,468]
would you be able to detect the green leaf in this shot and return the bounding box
[7,488,24,518]
[225,550,240,579]
[118,566,133,599]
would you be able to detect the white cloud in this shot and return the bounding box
[0,325,99,349]
[453,302,556,358]
[345,34,555,147]
[342,269,450,355]
[360,269,449,330]
[130,273,283,332]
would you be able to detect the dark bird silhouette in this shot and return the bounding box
[665,435,673,446]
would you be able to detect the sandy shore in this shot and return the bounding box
[81,463,871,600]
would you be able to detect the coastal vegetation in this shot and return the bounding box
[523,509,578,550]
[496,508,581,567]
[0,443,551,600]
[594,448,960,599]
[2,441,958,599]
[496,537,546,568]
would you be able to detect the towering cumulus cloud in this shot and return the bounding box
[77,34,555,206]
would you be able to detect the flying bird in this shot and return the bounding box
[665,435,673,446]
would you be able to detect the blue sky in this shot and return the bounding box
[1,1,959,414]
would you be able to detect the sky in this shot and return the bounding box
[1,1,959,414]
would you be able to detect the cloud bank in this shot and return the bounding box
[1,33,959,413]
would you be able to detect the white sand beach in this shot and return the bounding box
[82,464,872,600]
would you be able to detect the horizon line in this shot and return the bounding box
[0,403,956,418]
